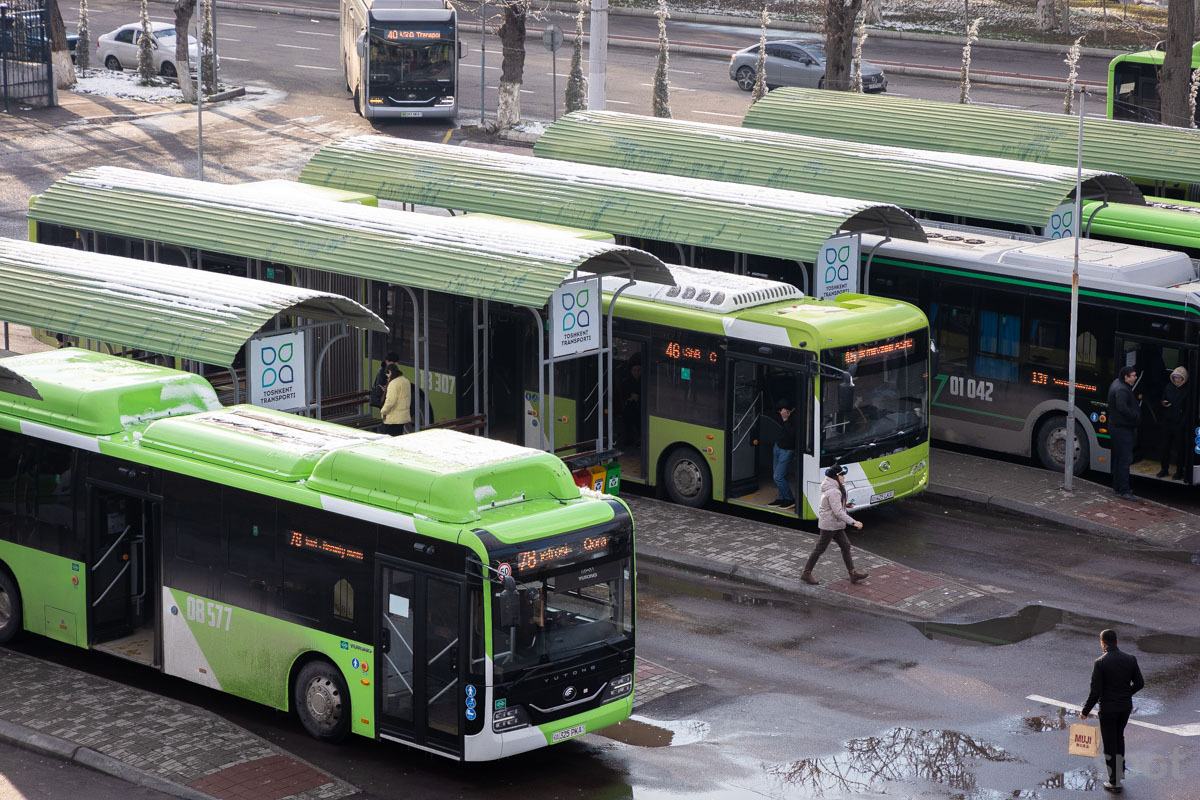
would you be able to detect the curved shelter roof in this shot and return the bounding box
[743,87,1200,191]
[533,111,1145,230]
[28,167,672,310]
[299,135,927,265]
[0,238,386,367]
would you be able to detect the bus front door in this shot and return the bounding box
[88,487,159,666]
[727,358,805,512]
[378,561,465,758]
[1115,335,1197,482]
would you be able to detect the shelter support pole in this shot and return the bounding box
[423,289,431,430]
[606,279,634,453]
[528,306,546,452]
[314,325,350,420]
[1064,91,1085,489]
[400,285,422,431]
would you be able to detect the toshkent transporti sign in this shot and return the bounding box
[551,277,601,357]
[816,234,860,300]
[250,331,308,411]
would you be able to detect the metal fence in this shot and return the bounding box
[0,0,53,111]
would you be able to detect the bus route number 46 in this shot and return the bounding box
[185,596,233,631]
[948,375,994,402]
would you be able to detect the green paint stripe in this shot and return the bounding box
[930,401,1027,422]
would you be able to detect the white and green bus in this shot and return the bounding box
[0,349,635,761]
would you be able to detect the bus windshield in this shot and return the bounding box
[491,543,633,679]
[368,24,454,96]
[821,329,929,463]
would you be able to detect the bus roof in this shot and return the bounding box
[742,87,1200,197]
[0,238,386,367]
[298,135,927,266]
[0,350,591,527]
[532,111,1144,230]
[28,167,673,310]
[1085,198,1200,253]
[455,212,615,243]
[226,179,378,206]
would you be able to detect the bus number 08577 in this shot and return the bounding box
[185,597,233,631]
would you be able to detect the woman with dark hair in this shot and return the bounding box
[801,465,869,586]
[380,363,412,435]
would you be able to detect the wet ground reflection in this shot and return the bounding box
[766,727,1018,795]
[1038,767,1103,791]
[1021,708,1070,732]
[597,715,710,748]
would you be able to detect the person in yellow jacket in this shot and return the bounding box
[380,363,412,435]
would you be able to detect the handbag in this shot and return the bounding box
[1068,723,1099,758]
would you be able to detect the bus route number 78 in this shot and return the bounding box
[186,596,233,631]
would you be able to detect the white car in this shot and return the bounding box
[97,22,212,78]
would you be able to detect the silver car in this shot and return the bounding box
[97,22,215,79]
[729,39,887,93]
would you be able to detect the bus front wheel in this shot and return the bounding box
[0,570,21,643]
[1036,415,1089,476]
[664,448,712,508]
[295,660,351,742]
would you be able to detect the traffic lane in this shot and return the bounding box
[0,739,176,800]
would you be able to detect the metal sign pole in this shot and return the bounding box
[196,16,204,180]
[1063,89,1084,489]
[480,0,486,123]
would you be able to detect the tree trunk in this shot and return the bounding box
[564,0,587,113]
[175,0,197,103]
[496,0,527,129]
[824,0,863,92]
[1035,0,1056,30]
[862,0,883,24]
[49,0,75,89]
[1162,0,1197,127]
[1060,0,1071,35]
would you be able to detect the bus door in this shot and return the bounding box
[377,560,465,758]
[1115,334,1196,479]
[87,484,159,666]
[727,356,806,510]
[613,336,647,481]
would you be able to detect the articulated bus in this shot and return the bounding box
[1108,42,1200,125]
[0,349,635,760]
[340,0,463,118]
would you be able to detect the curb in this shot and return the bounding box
[0,718,212,800]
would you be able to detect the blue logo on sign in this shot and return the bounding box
[465,708,477,721]
[465,684,476,698]
[466,697,476,709]
[340,641,349,650]
[1090,413,1099,423]
[352,658,360,670]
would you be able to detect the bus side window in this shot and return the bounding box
[975,294,1022,383]
[1028,298,1068,369]
[930,295,972,375]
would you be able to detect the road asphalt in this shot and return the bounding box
[2,13,1196,797]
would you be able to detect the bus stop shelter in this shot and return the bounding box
[531,111,1145,235]
[0,237,386,406]
[299,135,928,295]
[743,87,1200,199]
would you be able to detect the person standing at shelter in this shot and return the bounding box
[1156,366,1190,480]
[381,363,412,435]
[801,465,869,586]
[769,399,797,510]
[1080,629,1144,793]
[371,352,400,410]
[1107,366,1140,501]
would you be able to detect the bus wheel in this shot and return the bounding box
[0,570,21,644]
[353,88,362,115]
[1036,415,1089,476]
[295,660,351,742]
[664,448,711,508]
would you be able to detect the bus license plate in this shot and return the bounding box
[869,490,894,504]
[400,111,423,117]
[551,723,586,743]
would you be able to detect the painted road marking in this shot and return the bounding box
[1027,695,1200,736]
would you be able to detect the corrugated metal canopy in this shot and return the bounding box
[28,167,672,309]
[0,238,386,367]
[299,135,927,264]
[533,111,1144,229]
[744,87,1200,191]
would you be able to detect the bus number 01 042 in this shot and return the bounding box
[948,376,994,402]
[186,597,233,631]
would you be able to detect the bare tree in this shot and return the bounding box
[496,0,528,129]
[651,0,671,117]
[564,0,587,113]
[201,0,216,93]
[750,4,769,104]
[1063,35,1082,114]
[849,13,866,93]
[958,17,980,104]
[76,0,91,71]
[1190,68,1200,128]
[1161,0,1197,127]
[1035,0,1056,30]
[48,0,75,89]
[824,0,864,91]
[174,0,197,103]
[138,0,156,84]
[862,0,883,24]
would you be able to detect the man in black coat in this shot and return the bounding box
[1081,629,1144,792]
[1106,366,1141,501]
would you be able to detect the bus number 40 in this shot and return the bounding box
[186,596,233,631]
[948,376,994,402]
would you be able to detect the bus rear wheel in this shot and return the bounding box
[1036,415,1089,476]
[664,448,712,508]
[295,660,351,742]
[0,570,21,643]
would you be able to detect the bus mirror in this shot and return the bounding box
[356,32,366,58]
[499,575,520,628]
[838,377,855,414]
[459,41,467,59]
[930,340,940,376]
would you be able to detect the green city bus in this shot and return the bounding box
[1108,41,1200,125]
[0,349,635,761]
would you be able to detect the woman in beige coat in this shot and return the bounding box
[801,465,869,586]
[380,363,412,435]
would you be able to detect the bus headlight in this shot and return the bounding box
[492,706,530,733]
[910,459,927,475]
[603,673,634,702]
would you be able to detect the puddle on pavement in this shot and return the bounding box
[596,715,710,748]
[766,727,1018,794]
[638,572,794,609]
[1023,708,1071,732]
[1039,768,1103,791]
[1137,632,1200,654]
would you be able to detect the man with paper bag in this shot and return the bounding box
[1068,722,1099,758]
[1080,629,1145,792]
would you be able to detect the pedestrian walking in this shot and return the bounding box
[1106,366,1140,501]
[1080,628,1144,793]
[801,465,869,585]
[371,352,399,409]
[769,399,797,510]
[1156,366,1189,480]
[380,363,412,435]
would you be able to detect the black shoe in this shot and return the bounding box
[767,498,784,507]
[1174,472,1186,481]
[1156,469,1170,478]
[1118,491,1139,502]
[779,501,796,511]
